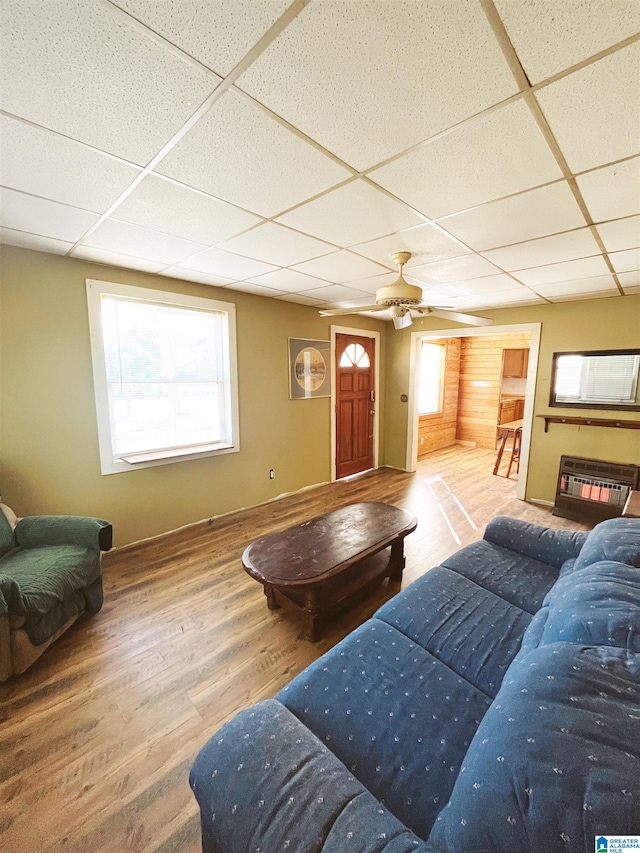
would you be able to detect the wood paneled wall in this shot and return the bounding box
[456,332,531,449]
[418,338,461,458]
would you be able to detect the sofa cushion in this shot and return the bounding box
[573,516,640,572]
[0,545,101,644]
[540,560,640,652]
[375,566,531,698]
[189,698,432,853]
[277,620,492,840]
[440,540,559,614]
[428,643,640,853]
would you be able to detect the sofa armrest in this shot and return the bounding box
[484,516,588,569]
[15,516,113,553]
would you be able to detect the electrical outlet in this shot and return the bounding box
[269,468,275,479]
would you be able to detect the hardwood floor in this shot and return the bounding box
[0,446,588,853]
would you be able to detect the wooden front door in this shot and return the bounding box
[335,333,375,479]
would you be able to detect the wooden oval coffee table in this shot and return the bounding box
[242,502,417,641]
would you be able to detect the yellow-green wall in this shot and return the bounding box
[2,244,638,547]
[384,296,640,502]
[0,246,386,546]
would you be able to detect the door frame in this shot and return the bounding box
[406,322,541,501]
[331,325,381,482]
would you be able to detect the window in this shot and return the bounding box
[339,342,370,368]
[551,349,640,410]
[418,342,445,415]
[86,280,239,474]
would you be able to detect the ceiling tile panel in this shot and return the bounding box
[444,274,526,295]
[512,255,610,286]
[299,284,374,304]
[370,100,563,219]
[473,288,544,306]
[351,223,469,268]
[176,246,277,279]
[576,157,640,222]
[110,0,292,76]
[494,0,640,84]
[0,0,219,165]
[237,0,518,170]
[227,281,288,297]
[618,271,640,290]
[162,267,234,287]
[72,245,166,273]
[596,215,640,252]
[441,182,587,251]
[0,227,73,256]
[481,227,602,270]
[535,43,640,173]
[0,188,99,242]
[113,174,261,245]
[156,90,350,217]
[532,274,618,297]
[218,222,335,267]
[276,181,422,247]
[275,292,326,306]
[0,116,142,213]
[244,268,331,293]
[81,219,207,266]
[408,254,502,284]
[333,273,399,295]
[292,250,389,284]
[609,248,640,273]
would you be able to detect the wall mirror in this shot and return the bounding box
[550,349,640,411]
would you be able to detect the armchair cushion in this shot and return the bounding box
[0,545,103,645]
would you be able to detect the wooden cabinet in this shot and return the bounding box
[514,397,525,420]
[502,348,529,378]
[498,399,516,424]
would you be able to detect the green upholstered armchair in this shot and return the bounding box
[0,504,112,680]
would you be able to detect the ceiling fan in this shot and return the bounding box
[319,252,493,329]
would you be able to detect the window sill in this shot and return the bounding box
[120,442,234,464]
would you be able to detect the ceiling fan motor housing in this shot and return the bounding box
[375,279,424,307]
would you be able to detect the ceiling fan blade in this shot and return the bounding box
[392,311,413,330]
[424,307,493,327]
[319,305,382,316]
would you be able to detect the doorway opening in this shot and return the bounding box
[407,323,541,501]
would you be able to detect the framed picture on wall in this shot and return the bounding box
[289,338,331,399]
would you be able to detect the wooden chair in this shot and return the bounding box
[506,427,522,479]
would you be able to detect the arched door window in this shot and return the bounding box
[339,342,370,368]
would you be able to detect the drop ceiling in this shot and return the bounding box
[1,0,639,315]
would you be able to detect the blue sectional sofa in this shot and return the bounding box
[190,516,640,853]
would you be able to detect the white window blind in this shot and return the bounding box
[87,280,239,474]
[583,354,639,402]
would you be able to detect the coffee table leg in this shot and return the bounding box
[304,588,320,642]
[389,539,405,583]
[264,584,281,610]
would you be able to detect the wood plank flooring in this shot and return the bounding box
[0,446,588,853]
